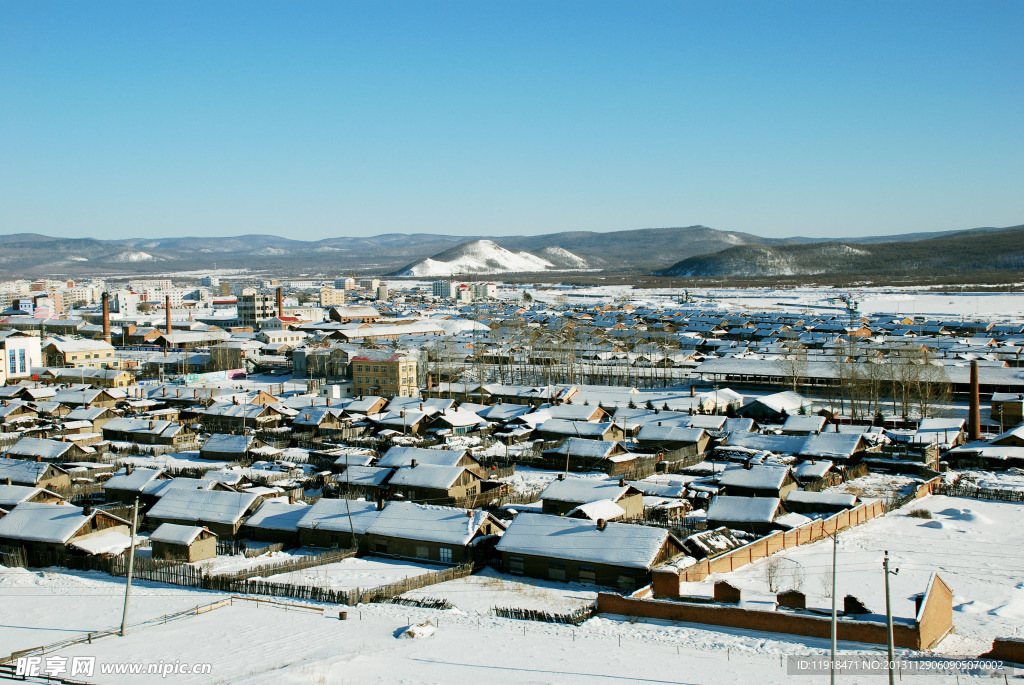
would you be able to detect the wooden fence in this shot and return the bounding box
[935,483,1024,502]
[493,603,595,626]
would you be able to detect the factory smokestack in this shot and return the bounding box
[969,359,981,441]
[276,287,283,318]
[102,292,111,344]
[165,295,172,335]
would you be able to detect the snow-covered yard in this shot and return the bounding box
[693,495,1024,653]
[824,472,921,500]
[257,556,446,591]
[403,567,597,614]
[498,465,608,498]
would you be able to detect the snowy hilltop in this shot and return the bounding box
[392,239,589,277]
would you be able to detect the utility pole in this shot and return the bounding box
[827,528,838,685]
[120,497,139,637]
[883,551,898,685]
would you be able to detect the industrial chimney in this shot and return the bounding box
[165,295,172,335]
[969,360,981,441]
[276,287,284,318]
[101,292,111,344]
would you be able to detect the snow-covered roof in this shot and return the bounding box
[0,502,117,544]
[388,465,471,490]
[635,425,707,444]
[433,408,486,428]
[799,432,865,458]
[5,437,76,461]
[0,459,61,486]
[142,477,220,497]
[781,415,827,433]
[366,501,494,546]
[337,465,392,487]
[69,530,137,555]
[146,489,260,525]
[376,446,468,468]
[723,431,807,455]
[102,417,183,439]
[706,495,781,523]
[544,438,622,459]
[242,499,309,531]
[495,513,671,569]
[685,415,729,431]
[791,460,834,479]
[150,523,212,545]
[536,419,614,437]
[296,498,380,533]
[0,484,51,508]
[784,490,857,507]
[104,467,165,492]
[541,477,631,504]
[718,464,791,491]
[201,434,254,454]
[774,512,814,529]
[567,499,626,521]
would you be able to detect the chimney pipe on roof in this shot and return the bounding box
[969,360,981,441]
[596,519,606,531]
[618,477,626,487]
[102,292,111,344]
[410,459,418,468]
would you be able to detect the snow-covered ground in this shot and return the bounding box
[403,567,597,614]
[691,495,1024,652]
[0,565,228,654]
[258,556,446,591]
[824,472,922,500]
[118,451,229,471]
[955,468,1024,493]
[498,465,608,498]
[188,549,322,577]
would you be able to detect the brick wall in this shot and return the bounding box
[979,637,1024,665]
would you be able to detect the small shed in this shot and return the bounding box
[150,523,217,562]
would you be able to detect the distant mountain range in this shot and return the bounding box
[0,223,1020,280]
[656,225,1024,278]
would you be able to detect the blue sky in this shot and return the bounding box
[1,1,1021,241]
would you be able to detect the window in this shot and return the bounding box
[508,556,524,575]
[548,562,566,581]
[579,565,596,584]
[8,351,15,376]
[439,547,453,563]
[415,545,429,559]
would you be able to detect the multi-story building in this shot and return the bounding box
[376,284,389,302]
[0,331,43,383]
[200,276,220,288]
[359,278,380,291]
[319,286,346,308]
[42,337,118,369]
[236,290,277,328]
[351,351,418,398]
[432,281,457,299]
[471,282,496,300]
[131,279,172,291]
[334,277,357,291]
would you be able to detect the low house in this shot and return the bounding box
[736,391,815,420]
[376,446,482,476]
[911,418,966,448]
[296,498,381,549]
[717,465,797,499]
[101,418,193,447]
[540,438,635,475]
[0,459,71,491]
[535,419,625,443]
[706,495,781,535]
[145,489,262,538]
[150,523,217,562]
[634,425,711,460]
[790,460,838,490]
[784,490,858,515]
[780,415,827,435]
[566,499,628,522]
[798,433,870,465]
[990,393,1024,426]
[429,408,487,436]
[495,513,684,591]
[540,477,644,519]
[373,409,430,435]
[4,437,92,463]
[364,501,504,564]
[386,464,485,505]
[0,502,130,553]
[0,484,63,509]
[102,466,169,505]
[238,499,309,545]
[200,434,266,462]
[63,407,115,431]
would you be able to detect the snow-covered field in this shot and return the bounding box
[403,567,597,614]
[258,556,446,591]
[0,566,228,654]
[692,495,1024,652]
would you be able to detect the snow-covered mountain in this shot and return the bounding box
[392,239,588,277]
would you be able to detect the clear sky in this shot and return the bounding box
[1,1,1021,241]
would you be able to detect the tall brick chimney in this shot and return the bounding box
[969,359,981,441]
[165,295,172,335]
[276,287,284,318]
[101,292,111,344]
